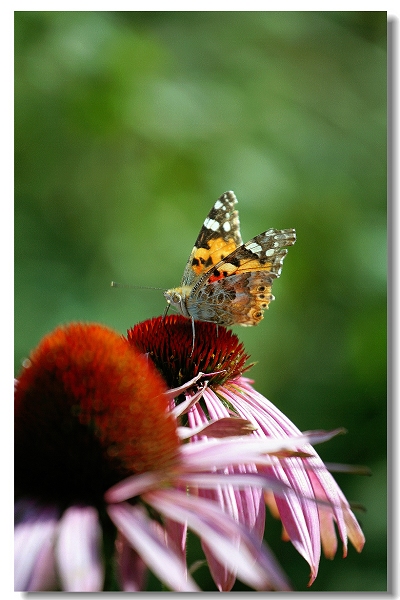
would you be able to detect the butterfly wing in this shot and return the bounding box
[181,191,243,287]
[187,228,296,325]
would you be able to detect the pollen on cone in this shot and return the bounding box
[15,323,180,505]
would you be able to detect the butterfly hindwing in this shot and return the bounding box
[187,228,296,325]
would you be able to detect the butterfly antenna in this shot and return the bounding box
[111,281,165,291]
[190,317,195,357]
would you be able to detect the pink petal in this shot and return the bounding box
[115,532,148,591]
[199,471,264,591]
[25,532,58,591]
[221,379,365,581]
[56,505,104,591]
[107,502,199,592]
[145,488,291,591]
[202,539,237,591]
[14,501,59,591]
[166,371,220,406]
[220,383,326,577]
[200,388,232,420]
[180,432,335,470]
[171,382,209,417]
[105,470,165,503]
[164,514,188,562]
[307,469,365,557]
[181,416,255,439]
[342,505,365,553]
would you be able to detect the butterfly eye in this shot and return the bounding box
[171,292,182,303]
[164,290,181,305]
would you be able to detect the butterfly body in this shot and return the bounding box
[164,191,296,327]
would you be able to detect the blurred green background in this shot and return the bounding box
[14,11,387,592]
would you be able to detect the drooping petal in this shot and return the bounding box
[115,532,148,591]
[219,386,322,542]
[231,388,323,580]
[201,534,238,591]
[56,505,104,592]
[14,501,59,591]
[307,469,365,558]
[145,488,291,591]
[217,378,365,582]
[197,480,240,590]
[269,461,321,584]
[199,467,265,591]
[342,504,366,553]
[186,389,277,590]
[163,509,188,563]
[107,502,199,592]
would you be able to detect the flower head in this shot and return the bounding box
[15,323,179,506]
[128,314,250,389]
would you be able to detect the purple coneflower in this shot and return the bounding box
[15,321,329,592]
[128,315,366,587]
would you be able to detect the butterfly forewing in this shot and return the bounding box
[181,191,243,286]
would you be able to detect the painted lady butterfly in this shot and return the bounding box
[164,191,296,336]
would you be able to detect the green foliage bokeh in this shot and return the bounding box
[15,11,387,591]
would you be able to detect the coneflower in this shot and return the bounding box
[128,315,365,588]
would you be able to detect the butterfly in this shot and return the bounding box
[164,191,296,345]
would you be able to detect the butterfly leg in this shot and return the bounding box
[190,316,195,356]
[162,304,170,321]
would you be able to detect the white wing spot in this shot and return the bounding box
[223,221,231,232]
[214,199,223,210]
[246,241,263,253]
[204,217,220,231]
[265,248,275,257]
